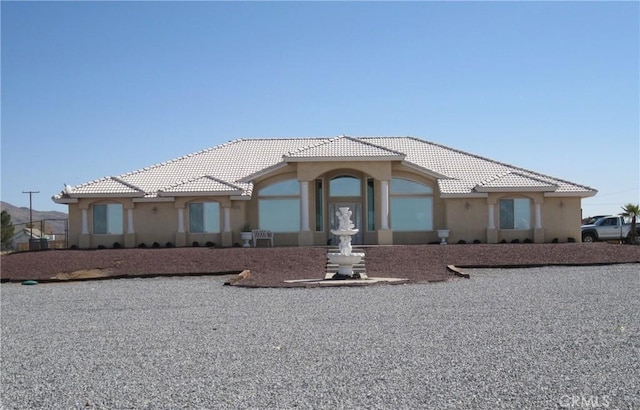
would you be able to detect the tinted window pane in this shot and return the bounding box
[107,204,123,234]
[499,199,514,229]
[514,198,531,229]
[330,176,360,197]
[204,202,220,233]
[391,197,432,231]
[391,178,432,194]
[93,204,107,234]
[259,179,300,196]
[315,179,323,231]
[367,179,375,231]
[189,203,204,233]
[259,199,300,232]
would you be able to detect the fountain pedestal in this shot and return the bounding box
[327,207,365,280]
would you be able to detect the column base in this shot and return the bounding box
[222,231,232,247]
[534,228,544,244]
[124,233,136,248]
[486,228,498,244]
[298,230,314,246]
[175,232,186,247]
[377,229,393,245]
[79,234,90,249]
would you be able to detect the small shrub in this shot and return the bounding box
[205,241,215,248]
[165,242,174,248]
[97,245,106,250]
[500,239,507,244]
[473,239,481,244]
[70,245,78,250]
[523,238,532,243]
[138,243,147,248]
[511,239,520,244]
[152,242,161,248]
[192,241,200,247]
[551,238,559,243]
[567,237,576,243]
[113,242,121,249]
[457,239,467,244]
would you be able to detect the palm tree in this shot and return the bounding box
[620,203,640,244]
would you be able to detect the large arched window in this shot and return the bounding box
[390,178,433,231]
[189,201,220,233]
[258,179,300,232]
[330,176,361,197]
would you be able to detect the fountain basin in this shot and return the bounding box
[327,252,365,277]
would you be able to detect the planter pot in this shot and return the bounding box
[437,229,450,245]
[240,232,253,247]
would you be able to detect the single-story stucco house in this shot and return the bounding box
[52,135,596,248]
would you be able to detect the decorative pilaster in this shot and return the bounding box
[300,181,310,232]
[222,207,232,247]
[124,208,136,248]
[175,207,186,247]
[486,203,497,243]
[380,180,389,230]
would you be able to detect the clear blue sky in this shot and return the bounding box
[2,1,638,218]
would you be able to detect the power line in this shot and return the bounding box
[22,190,39,245]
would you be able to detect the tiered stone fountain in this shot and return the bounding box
[327,207,366,280]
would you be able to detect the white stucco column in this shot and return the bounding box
[535,203,542,229]
[127,209,134,234]
[177,207,185,233]
[300,181,310,231]
[488,203,495,229]
[81,209,89,234]
[380,180,390,230]
[223,207,231,232]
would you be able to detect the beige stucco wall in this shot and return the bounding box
[541,197,582,242]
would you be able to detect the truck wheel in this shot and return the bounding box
[582,233,596,243]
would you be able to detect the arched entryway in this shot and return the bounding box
[328,175,363,245]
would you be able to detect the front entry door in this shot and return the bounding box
[329,203,363,245]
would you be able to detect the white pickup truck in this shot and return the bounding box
[581,215,639,243]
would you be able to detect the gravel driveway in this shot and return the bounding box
[1,264,638,409]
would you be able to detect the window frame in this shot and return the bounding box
[499,198,532,230]
[93,203,124,235]
[389,178,434,232]
[188,201,221,234]
[258,178,301,233]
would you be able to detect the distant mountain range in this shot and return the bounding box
[1,201,68,234]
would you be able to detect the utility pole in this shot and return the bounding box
[22,190,39,249]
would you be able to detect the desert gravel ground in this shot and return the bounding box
[1,264,638,409]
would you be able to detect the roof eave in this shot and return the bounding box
[68,193,145,198]
[158,190,244,197]
[440,192,489,199]
[238,163,290,183]
[474,186,558,193]
[401,161,450,179]
[545,191,598,198]
[52,196,78,204]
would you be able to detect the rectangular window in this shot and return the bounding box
[315,179,324,231]
[189,202,220,233]
[391,197,433,231]
[93,204,123,234]
[499,198,531,230]
[367,179,375,231]
[259,199,300,232]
